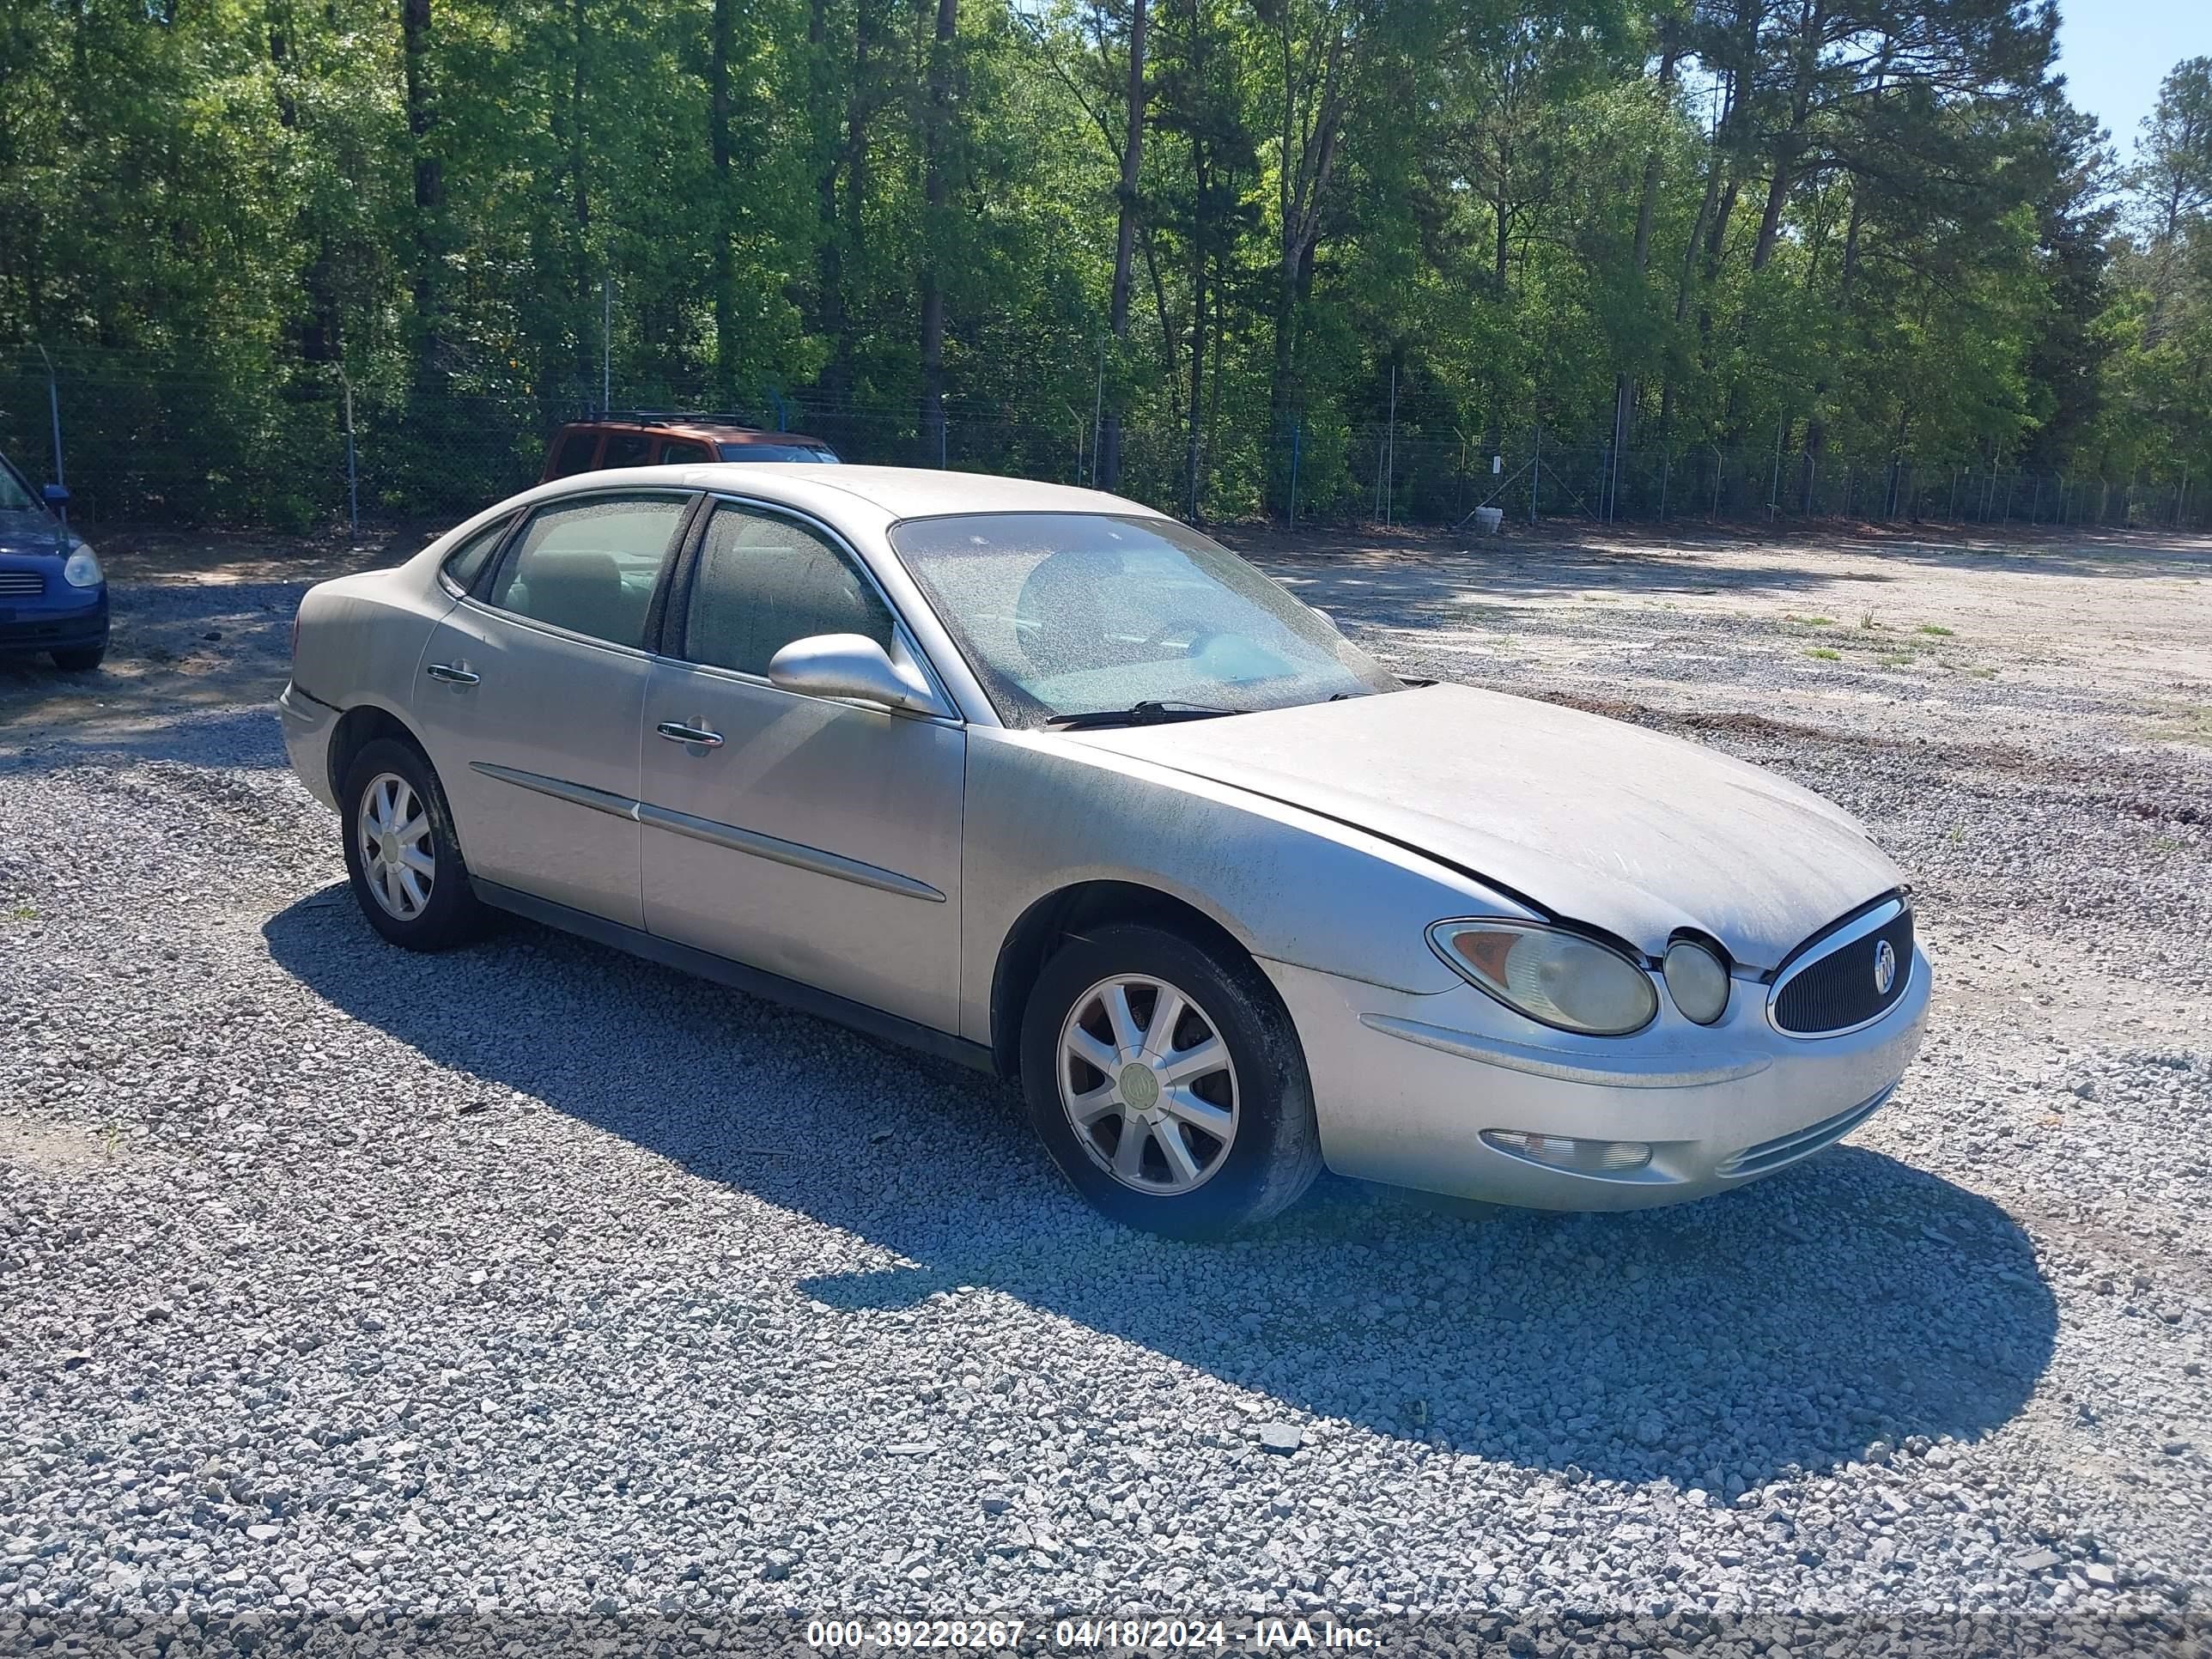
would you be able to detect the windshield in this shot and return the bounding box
[888,512,1401,727]
[717,442,840,463]
[0,459,38,513]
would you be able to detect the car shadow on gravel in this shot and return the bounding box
[265,894,2057,1495]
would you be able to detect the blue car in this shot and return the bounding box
[0,453,106,672]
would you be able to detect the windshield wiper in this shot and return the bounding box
[1044,699,1238,731]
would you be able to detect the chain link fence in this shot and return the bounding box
[3,347,2203,537]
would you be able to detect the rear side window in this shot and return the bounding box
[602,432,653,468]
[488,495,690,648]
[550,433,600,477]
[440,517,511,594]
[658,441,713,465]
[684,504,892,678]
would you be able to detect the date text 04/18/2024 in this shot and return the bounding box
[803,1620,1379,1651]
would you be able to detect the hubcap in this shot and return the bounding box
[357,772,434,921]
[1058,974,1238,1196]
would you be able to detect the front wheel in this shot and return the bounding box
[52,643,106,672]
[338,737,485,951]
[1020,921,1322,1238]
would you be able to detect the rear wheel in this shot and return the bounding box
[338,737,484,951]
[1020,921,1322,1237]
[52,644,105,672]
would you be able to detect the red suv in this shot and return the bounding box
[541,411,841,481]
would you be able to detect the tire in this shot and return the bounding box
[52,644,106,672]
[1019,921,1322,1238]
[338,736,486,951]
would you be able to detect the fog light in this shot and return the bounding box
[1481,1129,1652,1175]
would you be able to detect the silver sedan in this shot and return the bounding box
[278,466,1929,1236]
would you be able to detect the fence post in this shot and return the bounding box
[1659,451,1670,520]
[1382,363,1396,528]
[36,345,65,497]
[1767,408,1785,523]
[338,369,359,538]
[1289,417,1302,526]
[1531,426,1540,524]
[1091,338,1104,489]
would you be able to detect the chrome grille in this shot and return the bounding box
[1718,1085,1894,1180]
[0,571,45,598]
[1770,901,1913,1036]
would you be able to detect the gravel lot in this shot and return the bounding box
[3,520,2210,1656]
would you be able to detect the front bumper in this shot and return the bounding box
[278,680,343,809]
[1261,945,1931,1210]
[0,590,107,655]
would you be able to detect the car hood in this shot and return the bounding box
[1067,683,1901,969]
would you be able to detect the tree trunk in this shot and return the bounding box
[809,0,845,396]
[554,0,593,401]
[1097,0,1149,491]
[918,0,957,465]
[709,0,737,400]
[401,0,442,384]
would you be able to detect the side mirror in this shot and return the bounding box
[766,634,932,712]
[1308,605,1337,630]
[42,483,70,508]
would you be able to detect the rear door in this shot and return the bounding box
[412,489,696,927]
[636,498,965,1032]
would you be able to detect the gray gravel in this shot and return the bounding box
[3,525,2210,1654]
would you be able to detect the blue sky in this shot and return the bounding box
[2054,0,2207,157]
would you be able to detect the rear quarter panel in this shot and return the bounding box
[292,566,455,750]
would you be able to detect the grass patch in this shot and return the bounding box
[1798,614,1835,626]
[1917,623,1954,636]
[7,905,34,922]
[1877,652,1917,668]
[2146,705,2212,746]
[1806,647,1843,661]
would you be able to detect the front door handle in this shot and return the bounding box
[656,720,724,748]
[426,662,480,685]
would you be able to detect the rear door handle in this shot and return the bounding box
[656,720,724,748]
[426,662,480,685]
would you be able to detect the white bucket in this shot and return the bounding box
[1473,506,1504,536]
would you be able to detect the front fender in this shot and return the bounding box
[957,727,1534,1048]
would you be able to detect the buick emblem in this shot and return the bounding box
[1872,939,1897,995]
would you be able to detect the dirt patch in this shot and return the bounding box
[0,1117,118,1174]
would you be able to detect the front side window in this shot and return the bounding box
[658,441,713,465]
[602,432,653,468]
[684,504,893,678]
[487,495,689,648]
[888,513,1400,727]
[439,515,511,593]
[549,433,599,477]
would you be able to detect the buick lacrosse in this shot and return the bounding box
[279,466,1928,1235]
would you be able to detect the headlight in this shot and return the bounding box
[1662,939,1731,1024]
[1428,919,1658,1036]
[63,546,103,588]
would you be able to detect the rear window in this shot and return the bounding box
[550,433,599,477]
[440,515,511,593]
[716,442,840,463]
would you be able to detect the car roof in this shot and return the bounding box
[536,463,1169,527]
[561,418,831,447]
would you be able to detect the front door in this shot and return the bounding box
[637,500,964,1033]
[411,490,693,927]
